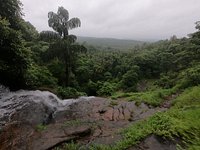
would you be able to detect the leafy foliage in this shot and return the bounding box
[42,7,86,87]
[25,64,57,88]
[120,66,140,92]
[56,86,86,99]
[48,6,81,38]
[115,86,200,150]
[177,64,200,89]
[0,0,22,29]
[52,87,200,150]
[0,18,30,89]
[20,20,39,41]
[112,88,175,106]
[97,82,117,96]
[1,1,200,148]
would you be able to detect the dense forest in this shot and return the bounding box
[0,0,200,149]
[1,0,200,98]
[77,36,144,50]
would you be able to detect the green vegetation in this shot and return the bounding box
[36,124,47,132]
[1,0,200,149]
[77,36,144,50]
[115,86,200,150]
[63,119,83,127]
[55,86,200,150]
[45,7,86,87]
[97,82,117,96]
[112,88,176,106]
[1,1,200,98]
[109,100,118,107]
[56,86,86,99]
[0,18,31,89]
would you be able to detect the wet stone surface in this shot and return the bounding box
[128,135,177,150]
[0,87,171,150]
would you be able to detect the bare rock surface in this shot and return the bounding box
[0,85,173,150]
[128,135,176,150]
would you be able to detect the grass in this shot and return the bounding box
[116,109,200,150]
[111,88,176,106]
[172,86,200,109]
[36,124,47,132]
[114,86,200,150]
[53,86,200,150]
[109,100,118,107]
[63,119,99,127]
[63,119,83,127]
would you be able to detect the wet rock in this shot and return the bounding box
[0,92,58,126]
[30,125,91,150]
[0,89,95,150]
[0,89,94,126]
[129,135,176,150]
[0,122,92,150]
[0,87,174,149]
[0,122,34,150]
[103,107,114,121]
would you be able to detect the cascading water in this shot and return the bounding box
[0,84,94,127]
[0,85,170,150]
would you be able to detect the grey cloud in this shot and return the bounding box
[21,0,200,40]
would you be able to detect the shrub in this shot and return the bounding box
[115,86,200,150]
[120,66,140,92]
[97,82,117,96]
[85,80,99,96]
[156,72,177,89]
[56,86,86,99]
[36,124,47,132]
[177,64,200,89]
[25,64,57,88]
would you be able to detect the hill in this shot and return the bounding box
[77,36,146,50]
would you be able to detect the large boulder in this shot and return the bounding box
[0,90,60,126]
[0,87,94,150]
[0,85,169,150]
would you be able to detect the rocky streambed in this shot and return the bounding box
[0,85,174,150]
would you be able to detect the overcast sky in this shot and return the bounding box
[21,0,200,41]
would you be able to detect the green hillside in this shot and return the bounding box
[77,36,145,50]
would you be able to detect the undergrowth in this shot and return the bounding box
[115,86,200,150]
[111,88,176,106]
[54,86,200,150]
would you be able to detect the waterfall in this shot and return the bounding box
[0,84,95,127]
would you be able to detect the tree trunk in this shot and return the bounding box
[65,62,71,86]
[63,30,68,39]
[65,47,71,86]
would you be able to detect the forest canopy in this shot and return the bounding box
[0,0,200,98]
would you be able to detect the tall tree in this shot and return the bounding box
[48,6,81,39]
[45,7,86,86]
[0,18,30,89]
[0,0,22,30]
[0,0,31,89]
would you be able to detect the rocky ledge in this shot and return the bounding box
[0,86,171,150]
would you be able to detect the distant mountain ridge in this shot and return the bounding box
[77,36,146,50]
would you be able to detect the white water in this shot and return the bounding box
[0,84,95,126]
